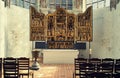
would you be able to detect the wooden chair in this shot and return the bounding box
[97,62,113,75]
[115,59,120,64]
[0,58,2,78]
[3,57,19,78]
[89,58,101,72]
[115,63,120,73]
[113,73,120,78]
[73,58,87,78]
[18,57,30,78]
[102,58,114,64]
[79,62,95,78]
[87,72,111,78]
[89,58,101,64]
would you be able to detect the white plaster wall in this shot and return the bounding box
[0,2,32,58]
[111,4,120,59]
[0,1,7,57]
[90,3,120,59]
[6,5,32,58]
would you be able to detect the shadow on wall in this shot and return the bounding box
[110,0,120,11]
[78,50,89,58]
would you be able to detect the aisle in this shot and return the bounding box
[33,64,74,78]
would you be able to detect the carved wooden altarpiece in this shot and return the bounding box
[30,6,92,49]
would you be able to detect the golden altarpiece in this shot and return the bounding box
[30,6,92,49]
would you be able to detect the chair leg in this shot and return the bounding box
[73,73,74,78]
[32,73,34,78]
[19,75,21,78]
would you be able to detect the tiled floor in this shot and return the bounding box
[31,64,74,78]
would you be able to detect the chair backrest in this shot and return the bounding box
[74,58,87,71]
[89,58,101,72]
[77,58,88,63]
[0,58,2,78]
[18,57,30,75]
[115,63,120,73]
[89,58,101,64]
[3,57,18,78]
[116,59,120,64]
[97,62,113,74]
[87,72,111,78]
[73,58,87,78]
[79,63,96,78]
[113,73,120,78]
[80,62,96,72]
[102,58,114,64]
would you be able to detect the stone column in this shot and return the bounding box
[82,0,86,12]
[36,0,40,11]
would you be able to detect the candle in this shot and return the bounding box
[89,49,92,54]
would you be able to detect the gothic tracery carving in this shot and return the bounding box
[30,6,45,41]
[77,6,92,41]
